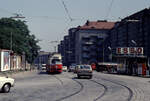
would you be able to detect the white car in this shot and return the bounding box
[68,66,75,72]
[62,66,67,72]
[76,65,93,79]
[0,76,15,93]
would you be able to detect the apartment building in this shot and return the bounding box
[109,8,150,75]
[59,20,115,66]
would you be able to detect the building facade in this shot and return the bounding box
[68,28,78,66]
[109,8,150,75]
[58,20,115,66]
[34,51,51,67]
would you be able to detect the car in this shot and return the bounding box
[74,65,79,73]
[62,66,67,72]
[76,65,93,79]
[0,76,15,93]
[68,65,75,72]
[41,64,46,70]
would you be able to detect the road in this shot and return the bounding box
[0,70,150,101]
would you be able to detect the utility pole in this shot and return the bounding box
[10,13,25,51]
[10,13,25,70]
[10,32,12,51]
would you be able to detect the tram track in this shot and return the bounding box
[101,78,134,101]
[50,72,133,101]
[54,78,84,101]
[45,71,134,101]
[55,73,108,101]
[38,72,84,101]
[89,79,108,101]
[52,75,64,85]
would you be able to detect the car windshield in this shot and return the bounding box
[80,65,91,69]
[70,66,74,69]
[55,61,62,64]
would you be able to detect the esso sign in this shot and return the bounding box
[116,47,143,55]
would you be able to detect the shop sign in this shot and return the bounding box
[116,47,143,55]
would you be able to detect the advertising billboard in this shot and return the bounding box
[0,51,10,71]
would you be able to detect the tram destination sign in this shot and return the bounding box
[116,47,143,55]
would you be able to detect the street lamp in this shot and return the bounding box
[131,40,137,46]
[108,46,111,50]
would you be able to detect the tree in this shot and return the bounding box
[0,18,40,63]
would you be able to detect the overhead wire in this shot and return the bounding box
[55,0,75,38]
[60,0,73,22]
[105,0,114,20]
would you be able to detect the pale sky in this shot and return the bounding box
[0,0,150,52]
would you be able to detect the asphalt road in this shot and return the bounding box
[0,70,150,101]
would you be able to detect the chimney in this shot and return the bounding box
[86,20,89,26]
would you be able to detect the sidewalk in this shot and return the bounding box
[100,71,150,78]
[0,69,38,78]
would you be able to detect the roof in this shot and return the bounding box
[79,20,115,30]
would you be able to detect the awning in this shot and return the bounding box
[113,55,147,58]
[98,62,118,66]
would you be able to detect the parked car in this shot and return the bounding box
[68,65,75,72]
[74,65,79,73]
[62,66,67,72]
[0,76,15,93]
[76,65,93,79]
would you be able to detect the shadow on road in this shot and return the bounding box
[38,70,62,75]
[38,71,47,75]
[72,76,91,80]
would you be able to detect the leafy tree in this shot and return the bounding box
[0,18,40,63]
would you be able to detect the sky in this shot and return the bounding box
[0,0,150,52]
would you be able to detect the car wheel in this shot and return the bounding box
[2,84,11,93]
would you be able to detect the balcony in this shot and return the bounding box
[90,45,97,50]
[82,47,90,52]
[82,54,90,59]
[82,41,93,46]
[90,52,97,57]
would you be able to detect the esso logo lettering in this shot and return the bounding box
[123,48,128,54]
[117,48,121,54]
[137,48,143,54]
[116,47,143,55]
[130,48,135,54]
